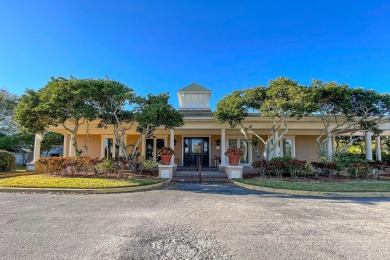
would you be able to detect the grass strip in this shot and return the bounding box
[0,175,162,189]
[237,179,390,192]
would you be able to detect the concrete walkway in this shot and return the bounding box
[1,183,389,259]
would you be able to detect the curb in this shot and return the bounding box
[232,180,390,198]
[0,172,39,179]
[0,179,170,194]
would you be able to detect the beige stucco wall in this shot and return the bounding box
[126,134,142,157]
[76,134,101,158]
[72,133,320,163]
[295,135,320,161]
[173,135,182,165]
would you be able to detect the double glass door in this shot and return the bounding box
[183,137,209,167]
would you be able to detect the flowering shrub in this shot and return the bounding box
[268,160,284,178]
[287,159,307,179]
[36,157,102,175]
[160,147,174,156]
[251,159,268,178]
[225,148,243,157]
[37,156,138,177]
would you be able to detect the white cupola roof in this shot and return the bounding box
[177,83,212,112]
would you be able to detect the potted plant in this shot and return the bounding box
[225,147,243,166]
[160,146,174,165]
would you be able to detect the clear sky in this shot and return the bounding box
[1,0,389,109]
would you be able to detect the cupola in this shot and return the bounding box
[177,83,212,112]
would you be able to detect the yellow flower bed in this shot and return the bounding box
[0,175,161,189]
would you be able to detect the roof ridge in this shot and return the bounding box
[178,83,212,93]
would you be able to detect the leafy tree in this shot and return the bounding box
[0,89,18,134]
[215,77,305,161]
[41,132,64,157]
[306,81,389,160]
[130,93,184,159]
[0,132,34,165]
[14,89,57,140]
[94,78,136,159]
[40,77,99,156]
[15,77,100,157]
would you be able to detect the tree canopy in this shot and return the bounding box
[215,77,305,160]
[0,89,18,134]
[305,80,390,160]
[215,77,390,161]
[14,77,183,160]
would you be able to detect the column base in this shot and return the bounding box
[158,164,176,179]
[26,163,36,172]
[226,165,243,179]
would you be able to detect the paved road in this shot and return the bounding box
[1,183,389,260]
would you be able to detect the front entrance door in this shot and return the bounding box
[183,137,209,167]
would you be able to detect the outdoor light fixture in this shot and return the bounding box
[216,139,221,149]
[174,139,177,146]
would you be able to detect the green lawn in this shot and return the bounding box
[237,179,390,192]
[0,175,163,189]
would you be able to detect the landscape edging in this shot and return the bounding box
[232,180,390,198]
[0,172,39,178]
[0,179,170,194]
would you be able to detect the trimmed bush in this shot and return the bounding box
[251,159,268,178]
[0,150,16,172]
[35,157,155,178]
[36,157,102,175]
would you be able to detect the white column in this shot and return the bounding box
[140,139,145,157]
[326,137,333,160]
[170,129,175,165]
[69,133,75,157]
[332,135,337,155]
[376,136,382,161]
[365,131,373,160]
[220,129,227,166]
[63,134,68,157]
[274,131,280,158]
[248,142,253,164]
[32,133,43,162]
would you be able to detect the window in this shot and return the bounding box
[101,136,123,158]
[104,138,114,158]
[144,137,166,162]
[280,137,295,157]
[228,138,249,164]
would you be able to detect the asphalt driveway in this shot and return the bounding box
[0,183,389,259]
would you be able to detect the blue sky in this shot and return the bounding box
[1,0,389,109]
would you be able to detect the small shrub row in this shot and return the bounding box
[35,157,158,178]
[252,156,389,179]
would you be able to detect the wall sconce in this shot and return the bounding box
[216,139,221,149]
[174,139,177,146]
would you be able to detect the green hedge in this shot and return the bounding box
[0,150,16,172]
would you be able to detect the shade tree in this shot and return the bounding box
[215,77,305,161]
[306,80,390,160]
[130,93,184,159]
